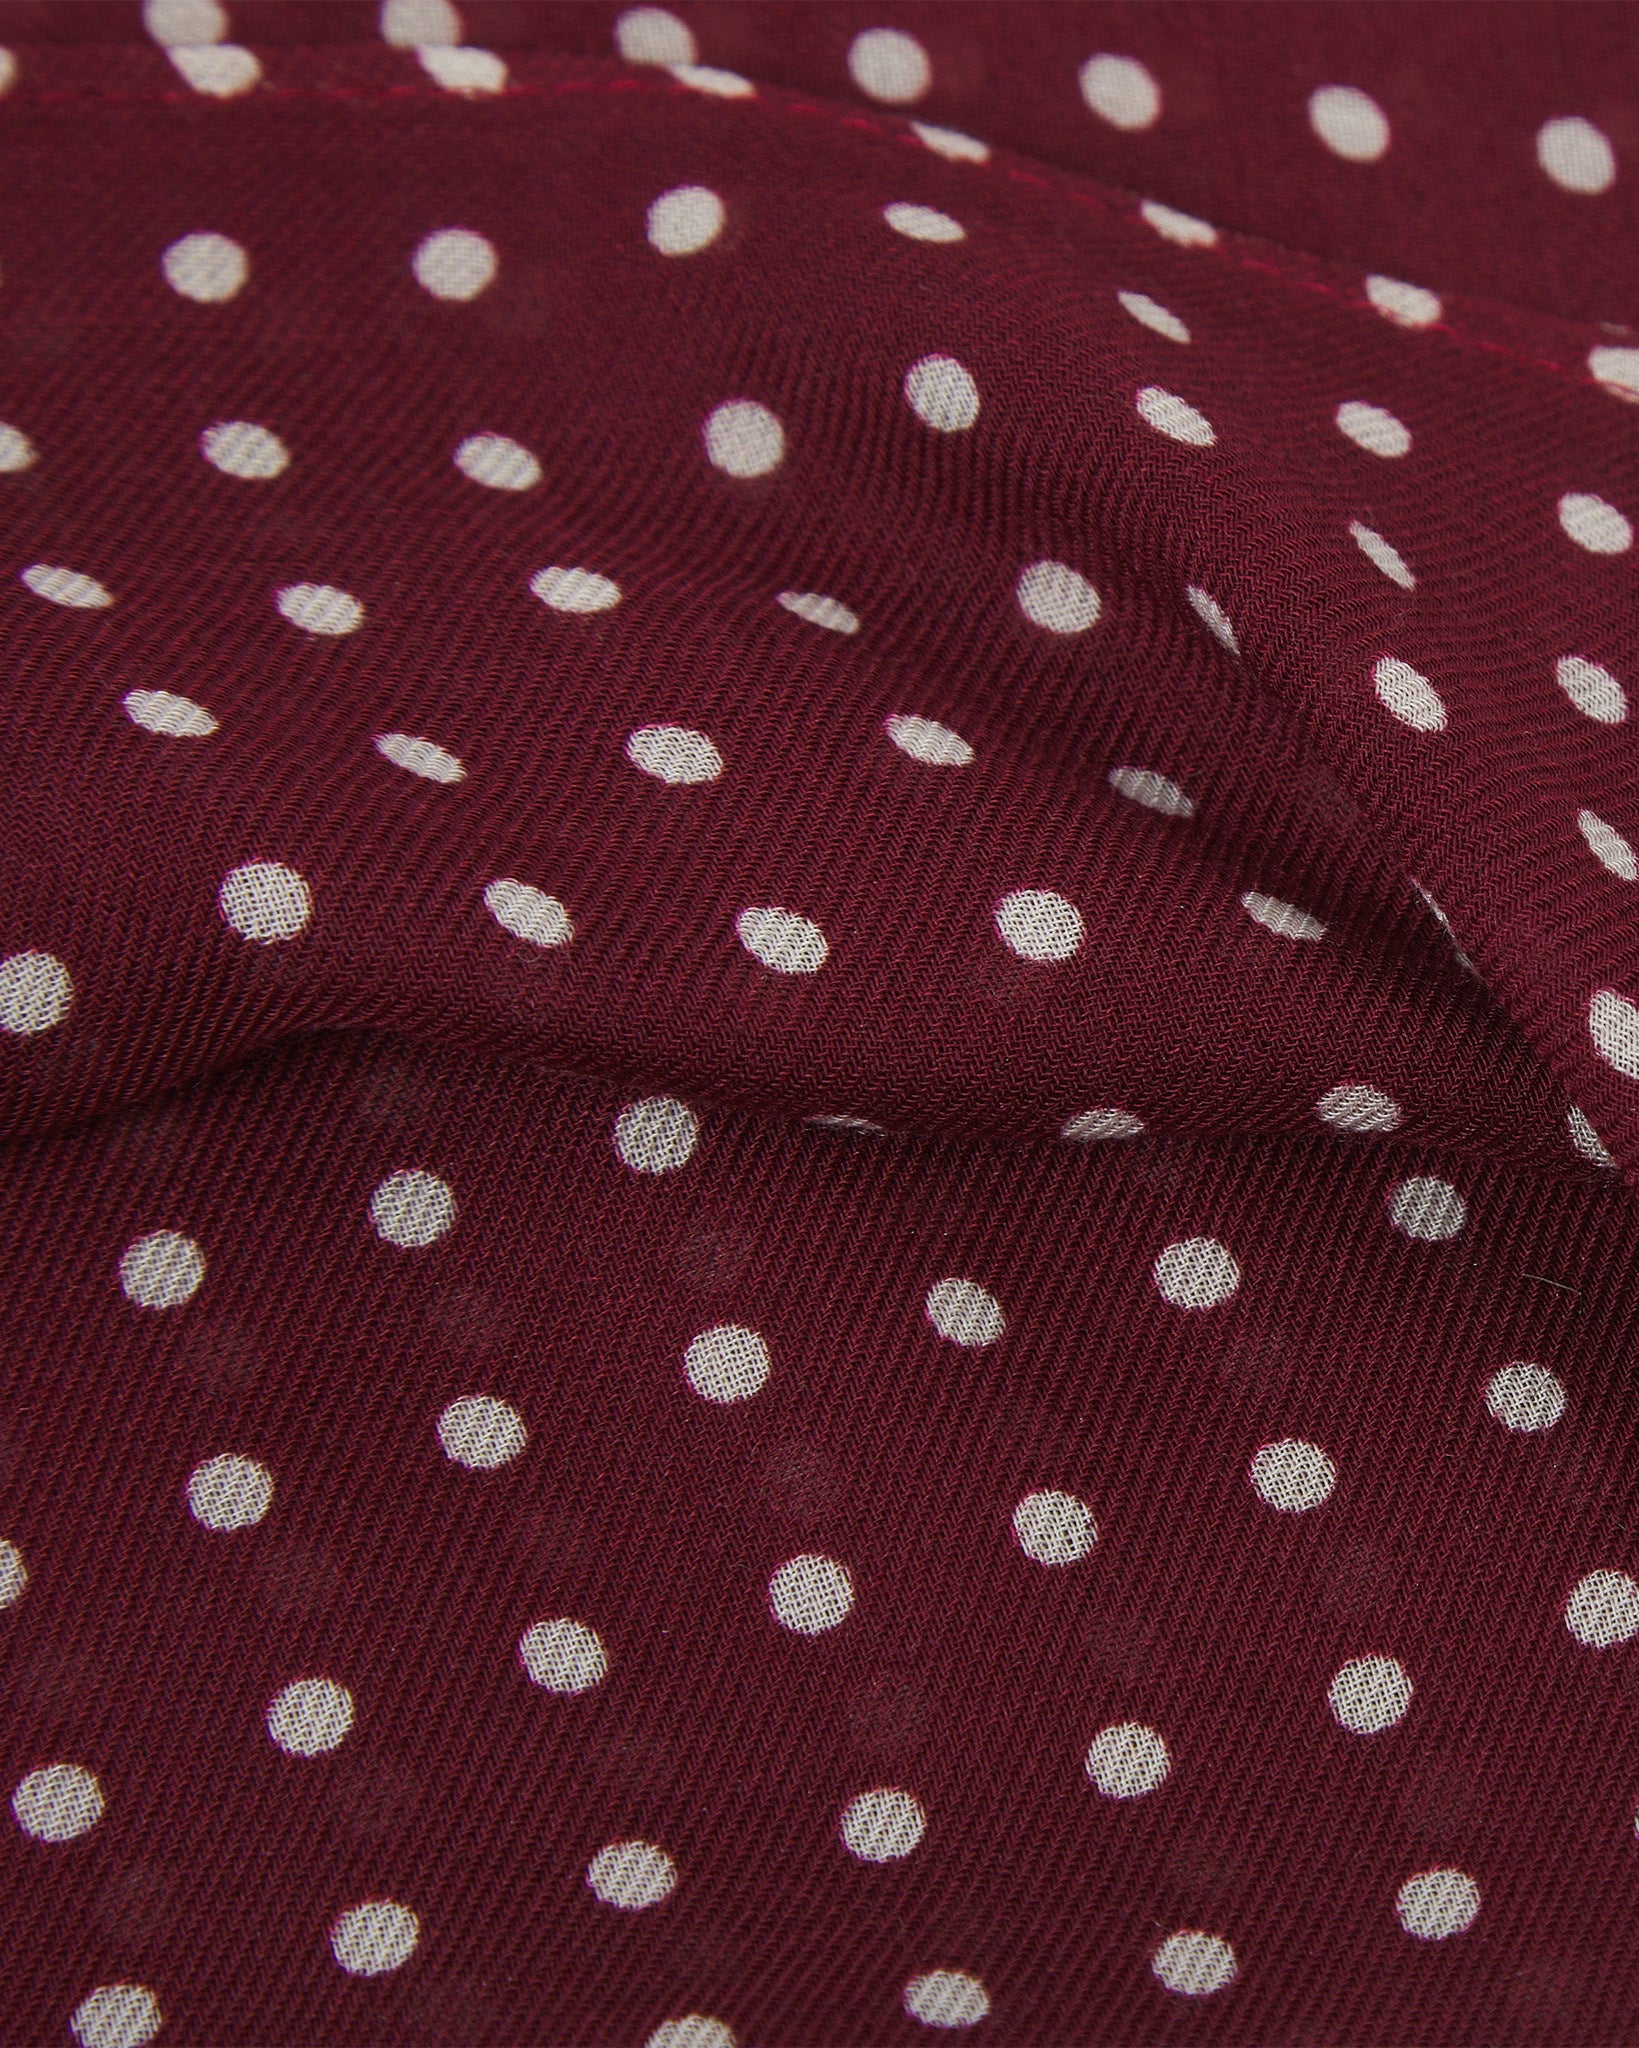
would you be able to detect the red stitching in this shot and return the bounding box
[5,60,1622,397]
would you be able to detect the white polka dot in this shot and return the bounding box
[912,121,990,163]
[778,590,859,634]
[375,732,465,784]
[1240,891,1327,941]
[218,860,312,942]
[0,49,14,96]
[202,415,288,479]
[0,422,36,471]
[904,355,980,433]
[1388,1176,1465,1241]
[437,1394,526,1468]
[615,5,694,64]
[1107,766,1193,818]
[1328,1654,1412,1733]
[768,1553,854,1634]
[1568,1104,1617,1166]
[120,1229,205,1310]
[1538,115,1616,194]
[370,1169,455,1248]
[123,688,217,738]
[885,713,973,766]
[647,185,725,256]
[1559,491,1633,554]
[330,1899,419,1975]
[1336,399,1410,457]
[1141,199,1218,247]
[1153,1237,1239,1309]
[684,1324,770,1403]
[995,888,1083,962]
[275,582,362,634]
[531,565,621,614]
[840,1787,926,1861]
[454,432,541,490]
[626,725,723,785]
[1364,273,1441,328]
[186,1453,272,1530]
[644,2021,735,2048]
[162,230,247,303]
[924,1277,1005,1347]
[1012,1489,1096,1564]
[1396,1869,1480,1941]
[483,878,572,949]
[615,1096,699,1173]
[412,227,497,301]
[11,1764,103,1843]
[704,399,785,477]
[1151,1931,1236,1997]
[1374,655,1445,732]
[1565,1568,1639,1647]
[380,0,462,46]
[0,951,71,1035]
[666,63,754,98]
[1348,520,1415,589]
[1249,1439,1336,1511]
[883,202,965,244]
[21,564,111,609]
[1080,52,1160,129]
[519,1618,607,1693]
[1185,585,1238,654]
[847,26,929,103]
[1485,1363,1565,1433]
[1592,987,1639,1078]
[1061,1108,1145,1141]
[267,1677,354,1757]
[69,1984,163,2048]
[1556,654,1627,726]
[0,1538,26,1608]
[1117,290,1189,344]
[144,0,226,46]
[1590,346,1639,404]
[1579,808,1637,880]
[168,44,261,95]
[736,906,828,975]
[1316,1084,1401,1134]
[587,1839,677,1909]
[1138,386,1215,446]
[903,1971,989,2029]
[1017,559,1101,634]
[418,44,506,93]
[1308,84,1390,162]
[1085,1721,1170,1799]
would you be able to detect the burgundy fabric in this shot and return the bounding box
[2,5,1639,2045]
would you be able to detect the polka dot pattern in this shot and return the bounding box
[370,1169,456,1248]
[586,1839,677,1909]
[69,1986,163,2048]
[1328,1654,1412,1733]
[1085,1721,1170,1798]
[839,1786,926,1861]
[1012,1489,1097,1563]
[11,1763,104,1842]
[519,1618,607,1693]
[330,1900,420,1975]
[8,22,1639,2043]
[902,1972,990,2029]
[768,1553,854,1634]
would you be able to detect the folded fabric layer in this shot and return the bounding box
[1,7,1638,2046]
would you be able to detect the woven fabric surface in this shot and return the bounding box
[2,5,1639,2045]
